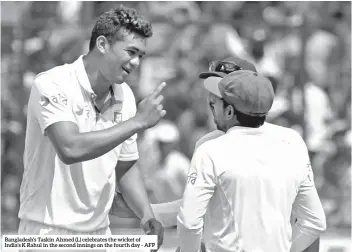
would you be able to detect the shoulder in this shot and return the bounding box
[265,123,308,150]
[194,130,225,150]
[33,64,72,92]
[193,134,224,163]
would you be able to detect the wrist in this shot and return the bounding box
[130,116,148,132]
[140,212,156,227]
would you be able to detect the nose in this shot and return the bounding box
[130,56,140,68]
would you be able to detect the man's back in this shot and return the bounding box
[189,123,311,252]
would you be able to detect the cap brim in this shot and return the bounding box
[203,77,223,97]
[199,71,226,79]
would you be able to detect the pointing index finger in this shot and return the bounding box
[151,82,166,98]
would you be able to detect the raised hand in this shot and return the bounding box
[134,82,167,129]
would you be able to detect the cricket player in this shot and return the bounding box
[19,5,164,249]
[177,68,326,251]
[194,56,258,151]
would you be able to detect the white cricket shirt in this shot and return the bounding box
[19,55,138,232]
[177,123,325,252]
[194,130,224,150]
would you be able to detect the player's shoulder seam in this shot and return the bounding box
[197,134,224,156]
[266,123,302,139]
[195,131,224,149]
[34,64,72,87]
[280,127,307,149]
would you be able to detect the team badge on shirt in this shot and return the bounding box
[114,111,122,124]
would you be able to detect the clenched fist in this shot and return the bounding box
[134,82,167,129]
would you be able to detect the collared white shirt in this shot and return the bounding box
[177,123,325,252]
[194,130,224,150]
[19,55,138,232]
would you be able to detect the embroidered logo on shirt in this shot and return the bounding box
[187,172,197,185]
[40,92,68,107]
[74,103,84,115]
[40,96,50,107]
[73,103,90,120]
[50,96,58,103]
[58,93,68,106]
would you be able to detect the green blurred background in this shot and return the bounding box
[1,1,351,250]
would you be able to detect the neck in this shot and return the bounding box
[225,120,240,132]
[83,53,111,100]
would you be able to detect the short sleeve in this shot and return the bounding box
[178,146,217,229]
[30,74,77,135]
[119,84,139,161]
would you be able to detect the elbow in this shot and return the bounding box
[316,215,327,233]
[302,216,327,234]
[314,210,327,233]
[59,156,76,165]
[177,213,203,231]
[57,146,80,165]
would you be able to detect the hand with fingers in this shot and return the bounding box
[134,82,167,130]
[141,218,164,252]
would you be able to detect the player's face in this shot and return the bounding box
[100,31,146,84]
[208,93,227,132]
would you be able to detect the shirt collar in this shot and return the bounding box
[226,123,268,135]
[111,84,124,103]
[73,55,124,103]
[73,55,95,98]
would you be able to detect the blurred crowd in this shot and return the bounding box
[1,1,351,235]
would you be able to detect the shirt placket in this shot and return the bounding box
[90,93,100,122]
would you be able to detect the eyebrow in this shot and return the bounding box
[126,46,146,55]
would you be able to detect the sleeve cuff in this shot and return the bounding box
[41,119,78,135]
[177,219,203,252]
[118,152,139,162]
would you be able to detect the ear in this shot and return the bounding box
[225,105,234,120]
[96,35,109,54]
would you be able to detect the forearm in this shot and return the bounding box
[303,238,320,252]
[177,218,203,252]
[54,118,144,164]
[150,199,182,227]
[118,164,155,224]
[291,161,326,252]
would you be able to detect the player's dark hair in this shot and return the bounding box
[89,5,153,51]
[222,98,266,128]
